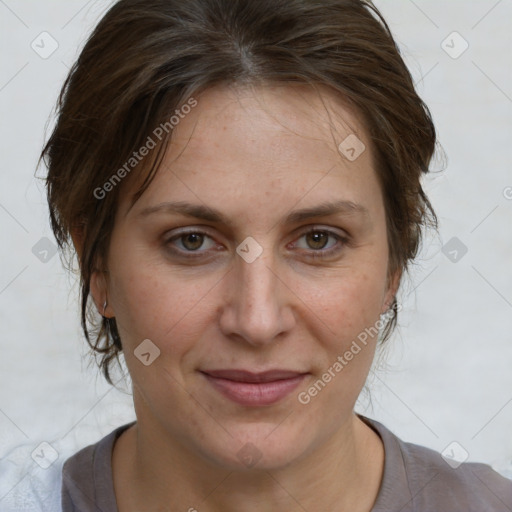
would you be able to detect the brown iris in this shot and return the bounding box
[181,233,204,250]
[306,231,329,250]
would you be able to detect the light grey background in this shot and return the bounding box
[1,0,511,499]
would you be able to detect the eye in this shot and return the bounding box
[291,228,348,259]
[165,230,217,254]
[164,227,348,261]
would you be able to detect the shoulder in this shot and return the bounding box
[61,421,135,512]
[401,437,512,510]
[62,420,135,476]
[359,415,512,512]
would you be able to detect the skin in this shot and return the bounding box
[78,83,401,511]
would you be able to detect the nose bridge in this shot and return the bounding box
[222,248,293,345]
[240,253,276,307]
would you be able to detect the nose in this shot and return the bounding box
[218,250,296,347]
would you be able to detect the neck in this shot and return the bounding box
[113,411,384,512]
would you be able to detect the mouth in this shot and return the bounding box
[200,369,309,406]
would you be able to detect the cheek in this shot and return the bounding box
[298,264,387,340]
[292,254,388,399]
[108,257,220,351]
[296,271,385,409]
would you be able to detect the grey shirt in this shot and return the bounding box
[61,414,512,511]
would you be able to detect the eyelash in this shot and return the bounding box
[164,227,349,260]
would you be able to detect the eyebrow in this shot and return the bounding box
[136,199,370,226]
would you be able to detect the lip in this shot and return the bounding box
[201,369,308,406]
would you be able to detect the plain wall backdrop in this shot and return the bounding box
[1,0,511,500]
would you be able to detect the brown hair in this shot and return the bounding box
[41,0,438,385]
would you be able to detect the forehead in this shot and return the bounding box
[190,82,363,137]
[119,83,379,220]
[173,83,367,165]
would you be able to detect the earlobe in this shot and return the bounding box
[382,268,401,315]
[90,269,112,318]
[72,225,113,318]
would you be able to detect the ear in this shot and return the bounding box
[90,270,113,318]
[382,267,401,314]
[71,225,113,318]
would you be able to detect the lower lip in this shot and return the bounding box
[202,373,307,406]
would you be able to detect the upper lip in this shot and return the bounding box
[201,369,308,383]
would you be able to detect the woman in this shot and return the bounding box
[41,0,511,510]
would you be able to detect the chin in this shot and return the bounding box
[198,424,312,471]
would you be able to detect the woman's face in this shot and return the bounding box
[97,84,399,469]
